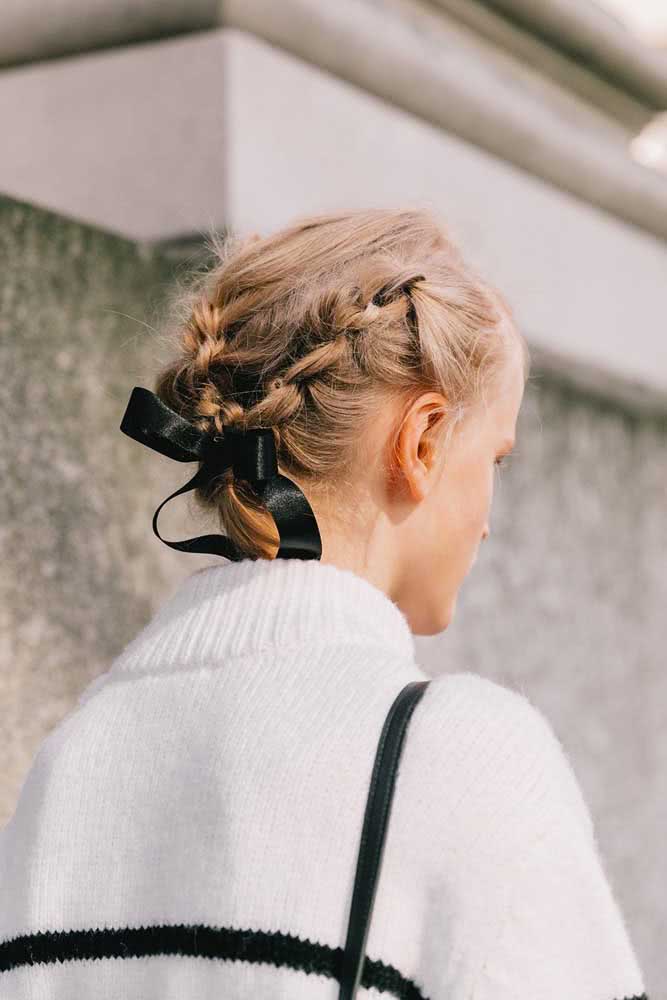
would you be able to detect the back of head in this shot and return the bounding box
[152,206,530,560]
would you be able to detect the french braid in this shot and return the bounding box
[153,207,529,559]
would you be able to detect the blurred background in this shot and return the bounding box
[1,0,665,991]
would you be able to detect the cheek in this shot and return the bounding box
[460,471,494,565]
[462,464,493,527]
[436,465,491,553]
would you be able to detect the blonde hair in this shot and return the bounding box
[153,207,530,560]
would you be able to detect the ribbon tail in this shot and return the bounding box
[255,474,323,560]
[150,468,321,562]
[150,465,246,560]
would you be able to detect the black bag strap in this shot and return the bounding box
[338,679,431,1000]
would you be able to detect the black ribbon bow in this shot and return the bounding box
[119,386,322,561]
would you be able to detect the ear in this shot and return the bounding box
[391,394,449,502]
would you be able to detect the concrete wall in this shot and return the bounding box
[0,194,215,825]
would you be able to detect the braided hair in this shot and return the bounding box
[153,207,529,560]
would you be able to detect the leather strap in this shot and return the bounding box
[338,679,430,999]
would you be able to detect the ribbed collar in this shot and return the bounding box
[108,557,420,679]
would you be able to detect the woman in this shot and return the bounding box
[0,207,647,999]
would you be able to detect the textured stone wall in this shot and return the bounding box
[0,195,215,824]
[1,194,664,988]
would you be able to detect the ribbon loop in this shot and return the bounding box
[120,386,209,463]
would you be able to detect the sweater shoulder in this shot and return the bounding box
[414,670,595,846]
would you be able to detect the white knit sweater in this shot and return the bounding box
[0,557,648,999]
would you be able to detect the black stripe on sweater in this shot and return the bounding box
[0,924,650,1000]
[0,924,428,998]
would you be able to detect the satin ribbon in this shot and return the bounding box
[119,386,322,561]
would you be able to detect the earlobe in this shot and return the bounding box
[392,433,428,503]
[405,434,432,503]
[407,465,429,503]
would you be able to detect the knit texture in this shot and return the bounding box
[0,557,648,999]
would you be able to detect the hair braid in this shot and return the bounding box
[152,207,529,560]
